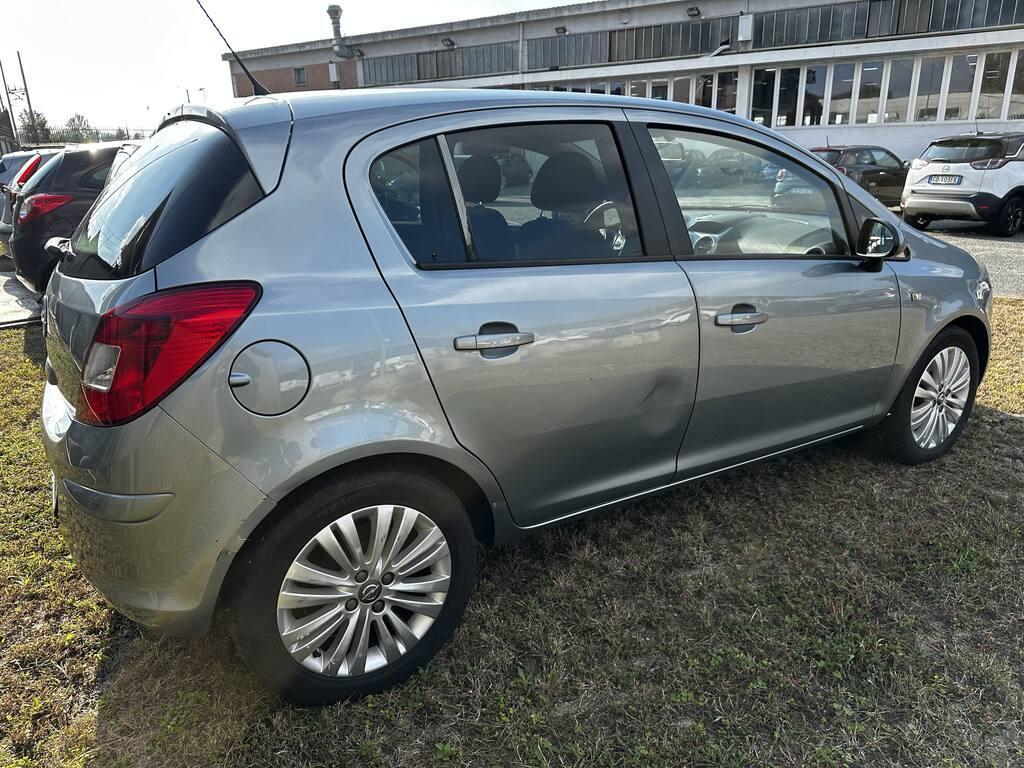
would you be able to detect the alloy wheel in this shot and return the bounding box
[910,346,971,449]
[276,504,452,677]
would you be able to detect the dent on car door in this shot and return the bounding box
[628,111,900,475]
[346,108,700,527]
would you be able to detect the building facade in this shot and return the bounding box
[226,0,1024,157]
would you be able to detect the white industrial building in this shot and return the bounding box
[227,0,1024,158]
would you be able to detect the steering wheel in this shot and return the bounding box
[584,200,628,255]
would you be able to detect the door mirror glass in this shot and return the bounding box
[857,217,901,259]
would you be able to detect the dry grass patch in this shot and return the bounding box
[1,299,1022,767]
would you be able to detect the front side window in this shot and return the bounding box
[648,127,849,258]
[871,149,903,169]
[447,123,643,263]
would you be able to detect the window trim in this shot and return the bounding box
[632,116,862,262]
[293,67,307,87]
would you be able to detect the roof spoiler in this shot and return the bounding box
[158,98,294,195]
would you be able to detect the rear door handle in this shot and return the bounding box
[454,331,535,351]
[715,312,767,327]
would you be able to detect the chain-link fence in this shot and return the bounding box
[20,127,155,146]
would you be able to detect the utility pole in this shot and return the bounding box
[17,51,36,143]
[0,57,18,146]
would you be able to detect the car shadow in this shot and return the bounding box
[21,322,45,368]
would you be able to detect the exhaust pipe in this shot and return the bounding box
[327,5,357,59]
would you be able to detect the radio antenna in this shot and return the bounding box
[195,0,269,96]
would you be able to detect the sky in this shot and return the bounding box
[1,0,569,130]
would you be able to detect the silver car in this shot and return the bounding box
[41,90,992,704]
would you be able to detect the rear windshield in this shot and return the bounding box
[813,149,841,165]
[64,121,263,280]
[21,154,62,195]
[921,139,1002,163]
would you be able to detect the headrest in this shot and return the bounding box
[457,154,502,204]
[531,152,605,212]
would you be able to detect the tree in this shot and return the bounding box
[113,127,128,141]
[18,109,50,143]
[65,113,91,142]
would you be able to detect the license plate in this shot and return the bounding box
[929,175,962,185]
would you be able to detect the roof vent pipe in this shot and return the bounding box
[327,5,358,59]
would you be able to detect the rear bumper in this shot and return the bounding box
[901,191,1003,222]
[9,230,54,295]
[42,381,272,635]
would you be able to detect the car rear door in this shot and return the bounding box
[628,109,900,477]
[346,107,700,528]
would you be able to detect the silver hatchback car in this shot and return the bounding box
[42,90,992,704]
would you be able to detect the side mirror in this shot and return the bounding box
[45,236,70,261]
[856,217,902,271]
[902,160,912,169]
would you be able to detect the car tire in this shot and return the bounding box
[873,326,978,465]
[902,212,931,230]
[229,466,476,705]
[989,195,1023,238]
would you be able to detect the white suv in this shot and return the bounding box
[901,132,1024,237]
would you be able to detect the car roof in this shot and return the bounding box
[931,132,1024,141]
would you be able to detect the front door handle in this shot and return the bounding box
[454,331,535,351]
[715,312,767,327]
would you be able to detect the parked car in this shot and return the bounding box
[812,145,909,207]
[0,149,60,247]
[9,142,125,294]
[42,92,991,705]
[901,132,1024,236]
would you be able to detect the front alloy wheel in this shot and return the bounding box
[910,347,971,449]
[873,326,978,464]
[277,504,451,677]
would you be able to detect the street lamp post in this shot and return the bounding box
[17,51,36,143]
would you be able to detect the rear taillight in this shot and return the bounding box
[77,283,260,426]
[14,154,41,185]
[970,158,1009,170]
[911,158,929,170]
[19,193,72,224]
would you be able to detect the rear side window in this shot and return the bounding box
[921,140,1001,163]
[813,149,841,165]
[370,139,468,265]
[65,121,263,280]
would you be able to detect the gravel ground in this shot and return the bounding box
[926,222,1024,298]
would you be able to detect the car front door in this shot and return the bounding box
[629,111,900,477]
[870,148,908,205]
[347,108,700,527]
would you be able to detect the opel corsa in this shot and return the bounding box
[42,90,993,704]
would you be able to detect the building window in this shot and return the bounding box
[803,65,827,125]
[590,82,607,94]
[856,61,884,123]
[630,81,647,98]
[609,81,624,96]
[829,63,855,124]
[1010,51,1024,119]
[776,68,801,126]
[672,76,691,103]
[885,59,914,122]
[915,56,945,121]
[652,80,669,100]
[716,71,738,113]
[752,68,777,125]
[976,51,1010,119]
[293,67,307,87]
[570,83,587,94]
[695,74,714,107]
[945,54,979,120]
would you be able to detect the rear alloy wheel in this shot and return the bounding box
[873,327,978,464]
[902,212,931,230]
[990,195,1023,238]
[230,468,475,704]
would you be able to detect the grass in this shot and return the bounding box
[1,300,1022,767]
